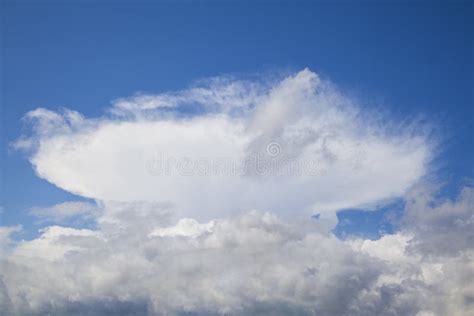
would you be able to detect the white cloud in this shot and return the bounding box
[16,69,433,223]
[402,185,474,256]
[0,207,390,315]
[30,201,101,223]
[10,226,99,262]
[1,187,472,315]
[4,69,469,316]
[110,75,265,117]
[0,225,22,258]
[352,185,474,316]
[149,218,215,238]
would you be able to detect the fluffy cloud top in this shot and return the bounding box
[16,69,432,221]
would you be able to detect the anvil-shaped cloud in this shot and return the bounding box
[16,69,432,223]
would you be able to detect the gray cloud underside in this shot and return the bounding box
[1,185,473,316]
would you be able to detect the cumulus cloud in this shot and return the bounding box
[15,69,432,223]
[353,185,474,316]
[30,201,101,223]
[3,69,469,315]
[0,207,405,315]
[0,226,22,257]
[1,186,473,315]
[402,185,474,257]
[149,218,215,238]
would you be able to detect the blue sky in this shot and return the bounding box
[2,1,472,239]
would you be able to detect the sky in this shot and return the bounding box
[0,1,473,315]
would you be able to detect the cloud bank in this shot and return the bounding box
[1,186,473,315]
[2,69,471,315]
